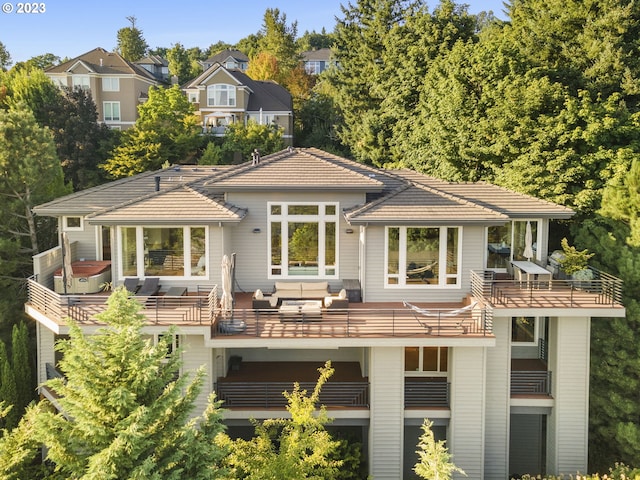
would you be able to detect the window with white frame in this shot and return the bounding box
[188,91,198,103]
[386,226,460,286]
[72,75,90,90]
[102,77,120,91]
[511,316,539,344]
[405,347,448,374]
[207,84,236,107]
[304,61,323,75]
[119,226,207,278]
[103,102,121,122]
[268,202,338,278]
[63,216,83,231]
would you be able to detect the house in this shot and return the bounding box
[26,148,625,479]
[134,54,170,82]
[182,64,293,144]
[201,49,249,71]
[45,47,160,130]
[301,47,334,75]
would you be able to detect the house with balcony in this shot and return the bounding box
[45,47,160,130]
[182,64,293,144]
[26,148,624,479]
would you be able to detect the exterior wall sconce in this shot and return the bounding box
[345,228,354,234]
[252,228,261,234]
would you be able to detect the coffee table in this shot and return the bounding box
[279,300,323,321]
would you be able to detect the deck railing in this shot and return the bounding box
[511,370,552,395]
[404,379,449,407]
[215,381,369,408]
[470,268,624,308]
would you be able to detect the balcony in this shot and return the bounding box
[470,268,624,311]
[405,378,449,408]
[511,358,552,397]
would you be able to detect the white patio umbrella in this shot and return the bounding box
[62,232,74,293]
[523,221,534,261]
[221,254,233,315]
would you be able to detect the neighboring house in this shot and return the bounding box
[201,49,249,71]
[301,47,334,75]
[183,64,293,144]
[26,148,625,479]
[45,47,160,130]
[134,54,170,83]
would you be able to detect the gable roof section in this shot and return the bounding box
[398,170,575,220]
[203,148,385,192]
[345,182,509,225]
[33,166,231,217]
[46,48,158,82]
[203,49,249,65]
[87,185,247,225]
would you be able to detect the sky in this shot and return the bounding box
[0,0,508,65]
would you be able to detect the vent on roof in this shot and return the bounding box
[154,176,161,191]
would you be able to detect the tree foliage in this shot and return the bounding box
[220,361,343,479]
[0,42,11,71]
[217,122,284,163]
[32,288,228,478]
[116,15,148,61]
[414,419,465,479]
[102,85,201,176]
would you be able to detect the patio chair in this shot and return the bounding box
[123,277,139,294]
[135,277,161,296]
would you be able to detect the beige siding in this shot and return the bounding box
[547,316,590,475]
[37,324,56,384]
[181,334,213,414]
[362,225,485,303]
[65,222,99,261]
[484,317,511,479]
[226,191,363,292]
[450,347,486,479]
[369,347,404,479]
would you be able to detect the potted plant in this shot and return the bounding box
[558,238,594,287]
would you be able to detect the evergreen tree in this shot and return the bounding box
[220,361,343,479]
[116,15,148,61]
[0,343,18,430]
[414,419,465,479]
[219,122,284,163]
[0,41,11,71]
[34,287,228,478]
[11,322,33,420]
[0,403,47,479]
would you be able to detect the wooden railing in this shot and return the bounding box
[511,370,552,395]
[404,379,449,407]
[215,381,369,408]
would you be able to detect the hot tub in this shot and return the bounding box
[54,260,112,294]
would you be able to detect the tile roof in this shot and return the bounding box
[203,148,385,192]
[87,185,247,225]
[396,170,575,219]
[33,166,231,216]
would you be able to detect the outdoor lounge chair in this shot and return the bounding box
[123,277,139,294]
[135,277,160,296]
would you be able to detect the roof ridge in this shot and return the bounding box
[344,183,412,219]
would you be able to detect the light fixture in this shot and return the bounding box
[345,228,354,234]
[252,228,261,234]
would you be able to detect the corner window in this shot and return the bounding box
[63,216,83,231]
[102,77,120,91]
[511,317,538,344]
[103,102,121,122]
[405,347,448,373]
[119,226,207,278]
[207,84,236,107]
[486,220,539,270]
[386,226,460,287]
[268,202,338,278]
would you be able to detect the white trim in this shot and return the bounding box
[62,215,84,231]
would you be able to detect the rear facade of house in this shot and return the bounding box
[26,148,625,479]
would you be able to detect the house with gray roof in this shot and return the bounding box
[182,63,293,144]
[26,148,624,479]
[201,49,249,71]
[301,47,335,75]
[45,47,160,130]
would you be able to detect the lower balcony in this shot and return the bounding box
[511,359,552,397]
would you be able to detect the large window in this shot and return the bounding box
[207,84,236,107]
[119,226,207,278]
[268,202,337,278]
[72,75,90,90]
[512,316,538,344]
[487,220,539,270]
[386,226,460,287]
[102,77,120,91]
[103,102,121,122]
